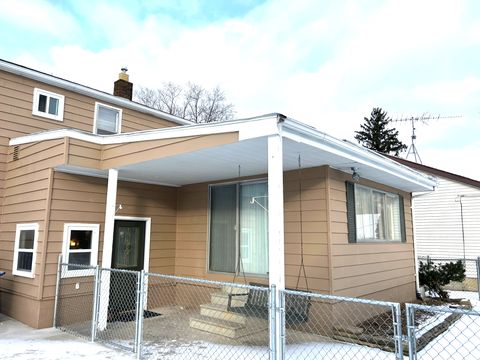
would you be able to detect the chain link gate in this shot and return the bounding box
[406,303,480,360]
[281,289,403,360]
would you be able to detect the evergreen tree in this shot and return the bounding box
[355,107,407,155]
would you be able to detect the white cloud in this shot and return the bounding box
[0,0,79,38]
[6,0,480,179]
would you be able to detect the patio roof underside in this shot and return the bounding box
[56,135,431,192]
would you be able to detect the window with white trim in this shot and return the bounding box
[62,224,99,277]
[13,223,38,278]
[346,182,405,243]
[32,88,65,121]
[94,102,122,134]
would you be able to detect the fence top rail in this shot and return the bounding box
[417,256,478,262]
[145,272,271,292]
[406,303,480,316]
[282,288,398,308]
[61,262,97,270]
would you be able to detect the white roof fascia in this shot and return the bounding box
[281,119,437,191]
[0,60,192,126]
[9,114,281,146]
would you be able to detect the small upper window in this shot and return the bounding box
[94,102,122,135]
[32,88,64,121]
[13,223,38,278]
[62,223,99,277]
[346,182,405,243]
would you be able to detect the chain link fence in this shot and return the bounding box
[54,262,97,341]
[406,303,480,360]
[55,260,480,359]
[418,256,480,296]
[282,289,403,359]
[141,274,271,359]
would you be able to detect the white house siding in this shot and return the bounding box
[414,176,480,277]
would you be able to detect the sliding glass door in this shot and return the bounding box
[209,181,268,275]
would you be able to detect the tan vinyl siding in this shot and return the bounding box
[0,69,179,136]
[328,168,416,301]
[101,132,239,169]
[116,180,177,274]
[66,138,102,169]
[0,141,65,302]
[175,167,331,292]
[42,172,178,300]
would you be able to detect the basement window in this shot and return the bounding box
[12,223,38,278]
[32,88,65,121]
[62,224,99,277]
[94,102,122,135]
[346,182,406,243]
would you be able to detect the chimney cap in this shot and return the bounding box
[118,67,129,82]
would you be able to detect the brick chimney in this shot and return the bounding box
[113,67,133,100]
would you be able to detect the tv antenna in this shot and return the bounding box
[392,113,461,164]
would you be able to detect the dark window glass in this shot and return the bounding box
[68,252,91,266]
[17,252,33,271]
[38,94,47,112]
[69,230,92,250]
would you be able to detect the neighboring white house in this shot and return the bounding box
[390,157,480,278]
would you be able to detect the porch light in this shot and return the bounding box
[351,167,360,182]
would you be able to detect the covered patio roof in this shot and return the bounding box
[10,113,436,192]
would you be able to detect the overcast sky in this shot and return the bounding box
[1,0,479,180]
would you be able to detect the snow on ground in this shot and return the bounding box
[1,291,479,360]
[0,313,134,360]
[414,291,480,360]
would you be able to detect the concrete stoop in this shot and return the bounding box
[189,286,266,339]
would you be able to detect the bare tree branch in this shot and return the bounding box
[135,82,235,123]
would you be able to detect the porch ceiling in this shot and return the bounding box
[108,136,427,192]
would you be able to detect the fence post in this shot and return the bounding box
[393,303,403,360]
[280,288,286,360]
[269,284,277,360]
[406,304,417,360]
[135,270,146,359]
[476,257,480,300]
[53,254,63,328]
[90,265,101,342]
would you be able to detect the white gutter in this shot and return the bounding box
[281,118,437,191]
[9,114,280,146]
[0,59,192,126]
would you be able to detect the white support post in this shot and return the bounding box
[98,168,118,330]
[268,134,285,360]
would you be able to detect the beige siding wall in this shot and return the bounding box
[43,173,178,299]
[0,140,66,326]
[175,167,331,292]
[328,168,416,302]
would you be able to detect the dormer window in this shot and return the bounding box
[94,102,122,135]
[32,88,64,121]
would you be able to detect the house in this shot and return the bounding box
[387,156,480,280]
[0,58,435,329]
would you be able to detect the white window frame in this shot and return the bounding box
[12,223,39,278]
[93,102,122,135]
[350,183,405,243]
[62,223,99,278]
[32,88,65,121]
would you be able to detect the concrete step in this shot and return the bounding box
[189,315,246,339]
[222,285,250,295]
[200,303,247,325]
[211,291,248,308]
